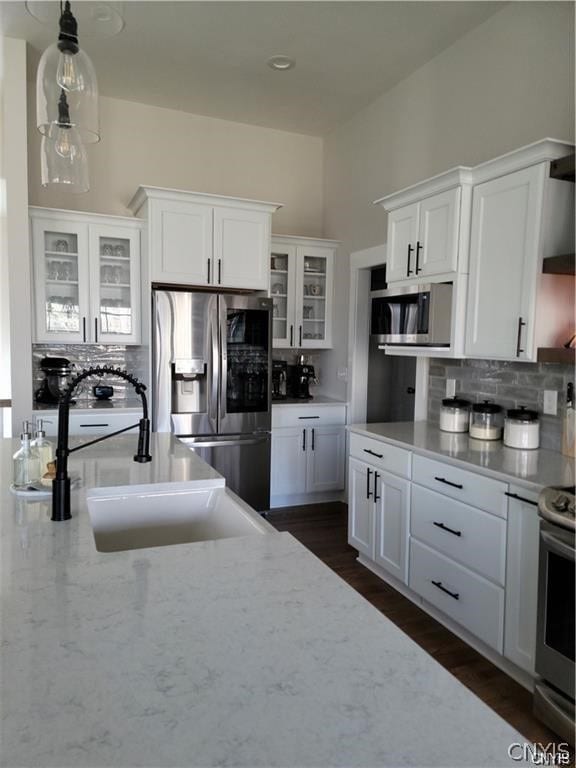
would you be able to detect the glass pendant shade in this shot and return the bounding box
[37,41,100,143]
[41,123,89,193]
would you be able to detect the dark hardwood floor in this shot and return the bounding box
[268,502,565,749]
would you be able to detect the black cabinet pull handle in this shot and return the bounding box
[516,317,526,357]
[363,448,383,459]
[302,429,306,452]
[82,316,86,342]
[290,325,293,346]
[311,428,315,451]
[94,318,98,343]
[505,491,538,507]
[298,416,320,420]
[366,467,372,499]
[374,471,380,502]
[433,521,462,537]
[218,258,222,284]
[434,476,463,489]
[80,423,110,428]
[415,241,422,274]
[299,326,302,346]
[431,580,459,600]
[407,244,414,277]
[207,258,211,283]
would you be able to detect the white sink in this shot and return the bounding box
[86,484,270,552]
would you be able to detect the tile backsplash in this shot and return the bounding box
[33,344,149,404]
[428,358,574,451]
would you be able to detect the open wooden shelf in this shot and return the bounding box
[542,253,575,275]
[537,347,576,364]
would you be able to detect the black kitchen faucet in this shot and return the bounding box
[52,366,152,522]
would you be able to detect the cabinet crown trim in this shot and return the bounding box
[29,206,143,228]
[128,185,283,215]
[272,234,341,247]
[374,167,473,211]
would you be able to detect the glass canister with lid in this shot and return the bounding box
[469,401,503,441]
[439,397,471,433]
[503,406,540,449]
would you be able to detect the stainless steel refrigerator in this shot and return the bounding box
[152,289,272,511]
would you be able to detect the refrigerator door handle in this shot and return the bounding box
[219,297,228,424]
[208,299,219,425]
[182,436,270,448]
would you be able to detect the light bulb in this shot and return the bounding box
[54,125,73,158]
[57,50,84,92]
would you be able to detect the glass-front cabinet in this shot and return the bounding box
[31,209,141,344]
[270,236,337,349]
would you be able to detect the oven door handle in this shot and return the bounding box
[541,529,575,562]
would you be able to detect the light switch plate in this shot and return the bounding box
[446,379,456,398]
[543,390,558,416]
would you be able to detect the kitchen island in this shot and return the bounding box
[1,433,527,767]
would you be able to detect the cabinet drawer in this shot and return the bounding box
[34,412,142,437]
[412,454,507,517]
[272,405,346,429]
[349,432,411,479]
[410,485,506,585]
[409,539,504,652]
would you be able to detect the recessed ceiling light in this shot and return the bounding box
[267,55,295,72]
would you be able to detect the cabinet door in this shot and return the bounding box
[90,225,141,344]
[373,469,410,583]
[417,188,460,277]
[465,164,545,360]
[348,458,374,558]
[214,207,270,290]
[386,203,419,283]
[32,217,90,343]
[150,199,213,285]
[504,487,540,674]
[306,425,345,493]
[296,246,334,349]
[270,427,307,497]
[270,243,298,348]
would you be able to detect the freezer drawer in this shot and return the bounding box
[179,434,271,512]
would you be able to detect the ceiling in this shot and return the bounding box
[1,1,505,136]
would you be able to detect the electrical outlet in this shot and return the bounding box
[446,379,456,398]
[543,390,558,416]
[337,367,348,381]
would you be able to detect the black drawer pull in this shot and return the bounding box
[433,521,462,537]
[431,580,459,600]
[505,491,538,507]
[373,471,380,502]
[298,416,320,420]
[366,467,372,499]
[364,448,383,459]
[80,423,110,428]
[434,476,463,490]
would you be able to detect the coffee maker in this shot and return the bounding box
[289,356,317,400]
[272,360,287,400]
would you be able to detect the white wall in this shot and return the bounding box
[27,94,324,236]
[322,1,575,401]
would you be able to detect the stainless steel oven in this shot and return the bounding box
[370,282,452,346]
[534,486,575,745]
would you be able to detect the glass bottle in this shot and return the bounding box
[13,421,42,488]
[32,419,55,476]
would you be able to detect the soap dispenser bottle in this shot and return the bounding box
[32,419,55,476]
[13,421,42,488]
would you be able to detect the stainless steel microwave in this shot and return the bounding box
[371,283,452,346]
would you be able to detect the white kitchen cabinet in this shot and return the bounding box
[465,152,574,361]
[348,457,376,558]
[129,186,281,291]
[270,236,338,349]
[271,403,346,506]
[35,409,141,437]
[504,486,540,674]
[30,208,142,345]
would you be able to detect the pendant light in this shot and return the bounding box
[36,1,100,145]
[40,90,89,193]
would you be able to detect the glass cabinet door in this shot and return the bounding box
[32,218,90,343]
[297,247,331,348]
[270,244,297,348]
[91,225,141,344]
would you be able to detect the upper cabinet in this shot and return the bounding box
[270,235,339,349]
[465,141,575,362]
[375,169,473,285]
[129,187,282,291]
[30,208,142,345]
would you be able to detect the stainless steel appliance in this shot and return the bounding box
[272,360,287,401]
[35,356,74,404]
[371,283,452,346]
[153,289,272,511]
[534,484,575,745]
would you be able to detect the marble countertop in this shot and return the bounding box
[349,421,574,492]
[1,433,526,767]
